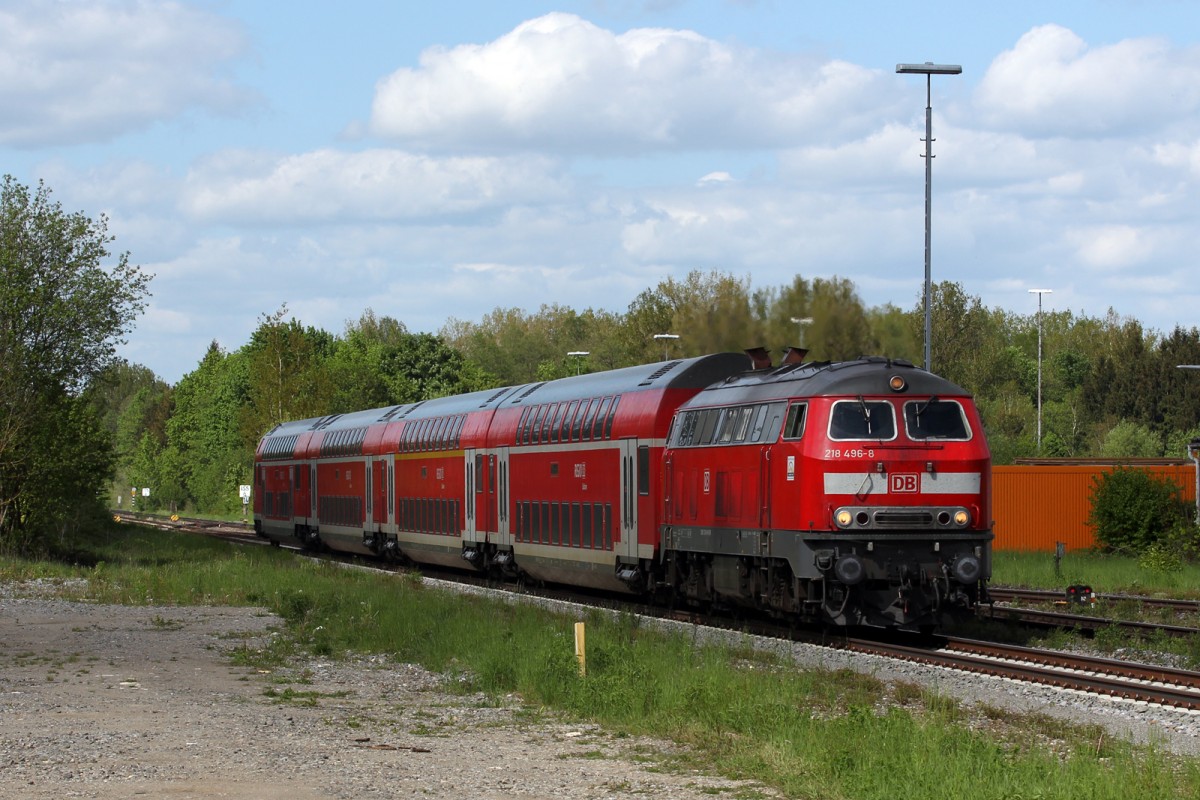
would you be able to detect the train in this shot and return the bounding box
[253,348,992,630]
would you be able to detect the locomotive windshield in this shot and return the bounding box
[904,398,971,440]
[828,399,896,441]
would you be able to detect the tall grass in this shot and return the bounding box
[994,549,1200,598]
[3,525,1199,799]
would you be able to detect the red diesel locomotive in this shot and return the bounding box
[254,349,991,630]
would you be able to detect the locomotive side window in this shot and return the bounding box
[782,403,807,440]
[696,408,720,444]
[759,403,786,441]
[672,410,694,445]
[904,398,971,441]
[829,400,897,440]
[671,402,787,447]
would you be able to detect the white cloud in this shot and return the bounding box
[368,12,894,153]
[1068,224,1147,270]
[0,0,258,147]
[181,148,573,224]
[975,24,1200,138]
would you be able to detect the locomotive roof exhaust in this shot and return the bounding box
[745,347,772,370]
[782,347,808,365]
[744,346,809,371]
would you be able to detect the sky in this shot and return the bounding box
[6,0,1200,383]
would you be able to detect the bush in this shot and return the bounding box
[1088,468,1190,554]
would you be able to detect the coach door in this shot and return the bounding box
[466,449,500,544]
[372,459,388,526]
[618,438,639,560]
[494,447,510,545]
[464,449,480,544]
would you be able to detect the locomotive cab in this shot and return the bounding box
[661,356,993,631]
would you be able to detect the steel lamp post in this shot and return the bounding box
[897,61,962,372]
[653,333,679,361]
[1029,289,1052,451]
[789,316,813,347]
[567,351,589,375]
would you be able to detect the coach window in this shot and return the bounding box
[580,399,600,441]
[570,400,590,441]
[540,407,556,443]
[829,400,897,441]
[560,400,580,441]
[451,415,465,448]
[904,398,971,441]
[517,407,532,445]
[524,405,542,444]
[637,445,650,495]
[604,396,620,438]
[782,403,807,440]
[591,397,612,439]
[552,407,571,443]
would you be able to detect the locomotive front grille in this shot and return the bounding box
[872,510,933,528]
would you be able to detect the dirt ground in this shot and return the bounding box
[0,594,774,799]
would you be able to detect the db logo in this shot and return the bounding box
[889,473,919,494]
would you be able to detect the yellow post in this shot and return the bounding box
[574,621,586,677]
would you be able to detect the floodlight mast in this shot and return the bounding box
[897,62,962,372]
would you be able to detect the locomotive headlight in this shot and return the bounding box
[835,509,853,528]
[888,375,907,392]
[953,510,970,527]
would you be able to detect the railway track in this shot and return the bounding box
[847,635,1200,710]
[990,586,1200,613]
[116,512,1200,710]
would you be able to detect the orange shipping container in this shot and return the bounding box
[992,461,1197,552]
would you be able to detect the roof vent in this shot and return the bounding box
[781,347,808,365]
[744,347,772,370]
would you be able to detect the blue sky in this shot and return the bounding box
[6,0,1200,382]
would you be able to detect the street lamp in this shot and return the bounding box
[1028,289,1052,451]
[897,61,962,372]
[653,333,679,361]
[789,316,813,347]
[567,351,589,375]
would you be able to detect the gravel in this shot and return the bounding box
[2,576,1198,799]
[0,580,777,799]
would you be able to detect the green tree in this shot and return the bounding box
[87,360,172,504]
[1098,420,1162,458]
[805,277,874,361]
[163,343,251,515]
[241,305,335,437]
[0,176,150,548]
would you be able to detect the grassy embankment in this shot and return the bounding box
[2,525,1199,800]
[989,549,1200,666]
